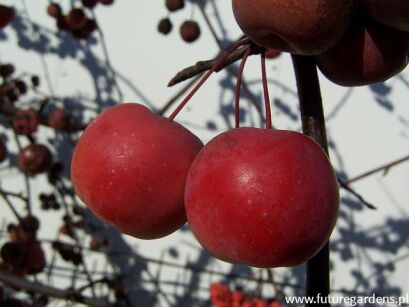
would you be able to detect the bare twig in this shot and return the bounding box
[345,154,409,184]
[0,271,111,307]
[338,179,377,210]
[168,44,262,87]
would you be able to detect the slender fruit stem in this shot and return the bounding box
[168,39,251,122]
[235,48,251,128]
[291,54,331,307]
[261,52,272,129]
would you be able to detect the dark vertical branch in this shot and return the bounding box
[291,54,331,306]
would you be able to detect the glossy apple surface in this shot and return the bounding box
[232,0,355,55]
[361,0,409,31]
[316,16,409,86]
[71,103,203,239]
[185,127,339,268]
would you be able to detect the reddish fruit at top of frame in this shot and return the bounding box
[180,20,201,43]
[360,0,409,31]
[82,0,98,9]
[232,0,355,55]
[315,15,409,86]
[71,103,203,239]
[0,5,15,29]
[264,49,281,59]
[165,0,185,12]
[185,127,339,268]
[18,143,52,175]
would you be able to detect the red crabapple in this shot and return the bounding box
[71,103,203,239]
[185,127,339,268]
[232,0,355,55]
[18,144,52,175]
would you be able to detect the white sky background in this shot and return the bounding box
[1,0,409,305]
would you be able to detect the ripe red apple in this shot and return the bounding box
[18,143,52,175]
[185,127,339,268]
[316,15,409,86]
[231,0,355,55]
[180,20,200,43]
[71,103,203,239]
[360,0,409,31]
[165,0,184,12]
[0,5,15,29]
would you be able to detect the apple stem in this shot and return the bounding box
[234,48,251,128]
[167,38,251,122]
[291,54,331,306]
[261,52,272,129]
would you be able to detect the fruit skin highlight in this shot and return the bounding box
[71,103,203,239]
[185,127,339,268]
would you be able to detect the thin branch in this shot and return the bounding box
[92,12,124,102]
[0,271,111,307]
[168,44,262,87]
[158,74,202,116]
[345,154,409,184]
[338,179,377,210]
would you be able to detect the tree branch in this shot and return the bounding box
[0,271,111,307]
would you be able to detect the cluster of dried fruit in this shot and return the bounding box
[157,0,201,43]
[0,216,46,277]
[210,282,282,307]
[232,0,409,86]
[47,0,113,40]
[0,62,72,173]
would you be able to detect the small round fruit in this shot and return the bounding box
[0,5,15,29]
[185,127,339,268]
[360,0,409,31]
[264,49,281,59]
[98,0,114,5]
[165,0,184,12]
[24,241,46,274]
[12,109,40,135]
[0,139,7,163]
[71,103,203,239]
[48,108,70,131]
[180,20,200,43]
[47,3,62,19]
[18,144,52,175]
[82,0,98,9]
[0,63,15,78]
[158,17,173,35]
[65,8,87,30]
[316,16,409,86]
[232,0,355,55]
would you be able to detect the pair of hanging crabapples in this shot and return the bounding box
[72,0,409,268]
